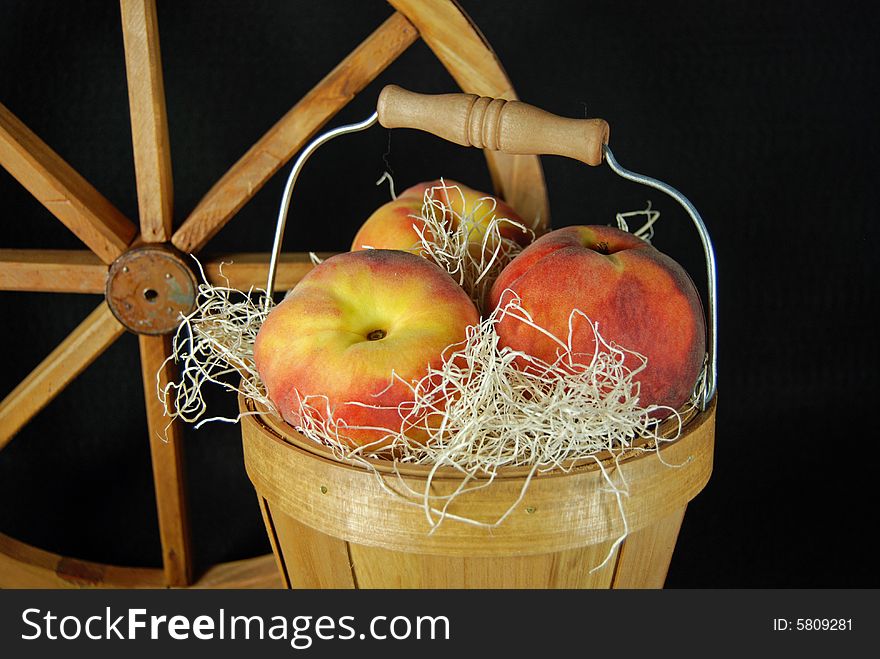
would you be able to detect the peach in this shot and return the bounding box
[351,179,532,254]
[488,226,706,413]
[254,249,479,448]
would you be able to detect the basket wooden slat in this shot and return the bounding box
[241,396,715,589]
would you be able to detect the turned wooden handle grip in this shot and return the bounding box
[377,84,610,166]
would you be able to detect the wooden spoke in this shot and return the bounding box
[171,12,418,255]
[120,0,174,243]
[203,251,335,292]
[0,302,125,450]
[388,0,550,232]
[0,249,106,293]
[138,334,192,587]
[0,103,137,264]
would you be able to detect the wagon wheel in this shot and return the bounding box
[0,0,549,588]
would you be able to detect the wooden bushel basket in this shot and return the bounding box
[239,85,719,589]
[240,396,715,589]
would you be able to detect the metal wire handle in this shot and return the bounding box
[603,145,718,407]
[265,112,379,304]
[266,112,718,409]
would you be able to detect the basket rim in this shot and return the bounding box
[239,393,714,482]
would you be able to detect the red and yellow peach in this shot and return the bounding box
[254,249,479,448]
[351,179,532,255]
[488,225,706,413]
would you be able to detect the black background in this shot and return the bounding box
[0,0,877,587]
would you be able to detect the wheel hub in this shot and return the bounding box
[105,245,198,335]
